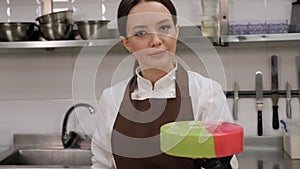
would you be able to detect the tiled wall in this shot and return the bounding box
[218,43,300,136]
[0,0,299,146]
[0,0,293,25]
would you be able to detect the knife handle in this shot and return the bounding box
[233,100,238,120]
[258,110,263,136]
[272,105,279,129]
[286,101,292,119]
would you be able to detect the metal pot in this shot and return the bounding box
[36,10,73,24]
[38,22,73,40]
[75,20,110,39]
[0,22,35,41]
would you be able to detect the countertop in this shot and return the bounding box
[0,134,300,169]
[237,148,300,169]
[0,148,8,154]
[236,136,300,169]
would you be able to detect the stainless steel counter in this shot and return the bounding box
[0,134,299,169]
[237,149,300,169]
[0,148,8,155]
[237,136,300,169]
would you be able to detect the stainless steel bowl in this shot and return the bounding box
[75,20,110,39]
[36,10,73,24]
[0,22,35,41]
[38,22,73,40]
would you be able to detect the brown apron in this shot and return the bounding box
[111,65,196,169]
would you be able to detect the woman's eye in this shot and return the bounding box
[134,31,147,37]
[159,25,171,31]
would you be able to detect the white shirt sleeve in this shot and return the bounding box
[91,129,115,169]
[91,79,129,169]
[188,72,238,169]
[188,71,233,123]
[91,89,116,169]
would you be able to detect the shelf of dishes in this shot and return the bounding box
[220,33,300,44]
[0,38,119,48]
[0,10,112,45]
[1,33,300,49]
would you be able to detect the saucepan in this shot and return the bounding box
[0,22,35,41]
[35,10,74,40]
[75,20,110,39]
[35,10,73,24]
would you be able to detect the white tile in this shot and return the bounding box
[0,49,75,100]
[173,0,202,26]
[229,0,291,22]
[73,47,134,99]
[6,5,38,22]
[217,44,300,92]
[217,47,269,90]
[0,0,36,6]
[72,4,101,20]
[0,99,97,146]
[71,0,116,20]
[0,0,293,26]
[71,0,119,5]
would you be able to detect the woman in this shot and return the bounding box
[91,0,238,168]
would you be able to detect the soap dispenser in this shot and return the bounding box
[289,0,300,33]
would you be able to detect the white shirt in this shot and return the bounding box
[91,65,238,169]
[131,65,177,100]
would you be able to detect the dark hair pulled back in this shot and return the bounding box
[117,0,177,37]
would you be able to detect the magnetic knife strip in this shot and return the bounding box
[224,90,299,98]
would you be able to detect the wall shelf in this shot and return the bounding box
[220,33,300,44]
[0,32,300,49]
[0,39,118,49]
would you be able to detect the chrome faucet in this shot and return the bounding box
[61,103,95,148]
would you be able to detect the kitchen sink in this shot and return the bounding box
[0,148,92,168]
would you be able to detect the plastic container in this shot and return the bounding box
[200,0,220,37]
[283,119,300,159]
[201,16,219,37]
[289,0,300,33]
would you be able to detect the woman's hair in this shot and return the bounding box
[117,0,177,37]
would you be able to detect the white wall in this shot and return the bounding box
[0,0,299,146]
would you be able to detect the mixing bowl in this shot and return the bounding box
[36,10,73,24]
[38,22,73,40]
[75,20,110,39]
[0,22,35,41]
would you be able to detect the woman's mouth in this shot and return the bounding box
[148,50,166,58]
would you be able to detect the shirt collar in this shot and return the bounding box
[131,62,178,100]
[135,62,177,89]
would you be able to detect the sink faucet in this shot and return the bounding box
[61,103,95,148]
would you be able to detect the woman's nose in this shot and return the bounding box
[150,33,162,47]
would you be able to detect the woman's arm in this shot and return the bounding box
[91,129,115,169]
[91,90,116,169]
[188,72,239,169]
[188,71,233,122]
[91,79,129,169]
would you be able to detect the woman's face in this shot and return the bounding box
[120,1,179,73]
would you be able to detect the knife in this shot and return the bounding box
[256,71,263,136]
[232,82,239,120]
[286,82,292,119]
[296,55,300,103]
[271,55,279,129]
[232,81,239,120]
